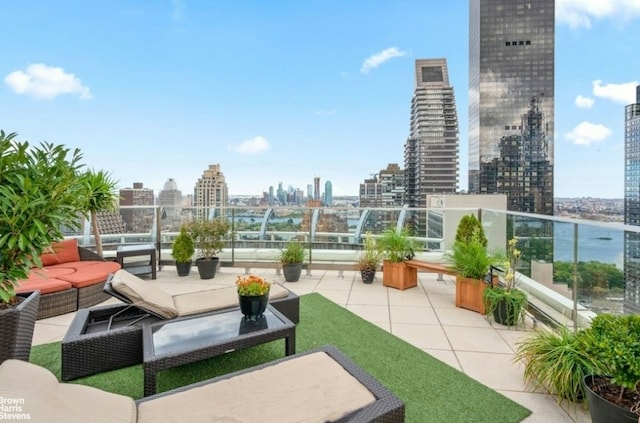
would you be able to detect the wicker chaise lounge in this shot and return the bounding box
[2,345,405,422]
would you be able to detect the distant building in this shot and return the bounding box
[157,178,183,231]
[194,164,228,219]
[468,0,555,215]
[314,177,320,201]
[359,164,405,233]
[324,181,333,206]
[404,58,459,210]
[624,85,640,313]
[119,182,155,233]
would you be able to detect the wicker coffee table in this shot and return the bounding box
[142,305,295,396]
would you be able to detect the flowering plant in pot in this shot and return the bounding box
[482,237,528,326]
[236,274,271,320]
[355,232,383,284]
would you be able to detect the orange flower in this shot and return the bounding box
[236,274,271,296]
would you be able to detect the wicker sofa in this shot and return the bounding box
[2,345,405,422]
[15,239,121,319]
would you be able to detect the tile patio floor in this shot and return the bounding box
[32,267,591,423]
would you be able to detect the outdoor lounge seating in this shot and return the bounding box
[106,269,299,323]
[2,345,405,422]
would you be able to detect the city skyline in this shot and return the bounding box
[1,1,638,198]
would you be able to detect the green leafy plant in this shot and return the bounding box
[378,227,417,263]
[187,218,229,260]
[0,131,87,304]
[171,226,195,263]
[81,169,119,258]
[483,238,528,326]
[447,230,493,279]
[514,326,601,404]
[581,313,640,405]
[278,240,306,265]
[236,274,271,296]
[355,232,384,272]
[455,214,487,247]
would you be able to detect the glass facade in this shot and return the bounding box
[469,0,554,215]
[624,86,640,313]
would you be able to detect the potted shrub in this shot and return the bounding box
[187,217,229,279]
[483,238,528,326]
[355,232,384,284]
[0,131,87,363]
[235,274,271,320]
[581,313,640,423]
[171,226,195,276]
[446,214,494,314]
[81,169,119,258]
[514,325,601,405]
[378,227,418,290]
[278,240,306,282]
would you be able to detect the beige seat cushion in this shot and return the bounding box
[111,270,178,319]
[173,282,290,317]
[0,359,136,423]
[137,352,376,423]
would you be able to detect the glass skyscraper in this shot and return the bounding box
[624,85,640,313]
[468,0,554,215]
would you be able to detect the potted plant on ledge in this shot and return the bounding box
[0,131,88,363]
[378,227,418,290]
[188,217,229,280]
[278,240,306,282]
[483,237,528,326]
[355,232,383,284]
[171,225,195,277]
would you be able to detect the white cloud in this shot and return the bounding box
[565,121,612,146]
[592,79,639,104]
[557,0,640,29]
[360,47,407,75]
[4,63,92,100]
[574,94,595,108]
[229,136,269,154]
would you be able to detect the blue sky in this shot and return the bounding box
[1,1,639,199]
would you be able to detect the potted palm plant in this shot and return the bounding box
[483,237,528,326]
[278,240,306,282]
[81,169,119,258]
[378,227,418,290]
[355,232,384,284]
[0,131,87,363]
[171,225,195,276]
[187,217,229,279]
[446,214,494,314]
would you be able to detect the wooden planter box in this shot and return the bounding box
[455,275,498,315]
[382,261,417,290]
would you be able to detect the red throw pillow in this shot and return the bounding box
[53,239,80,263]
[40,246,61,266]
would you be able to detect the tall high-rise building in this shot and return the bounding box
[404,58,459,209]
[624,85,640,313]
[157,178,183,231]
[324,180,333,206]
[359,164,405,208]
[194,164,228,219]
[313,177,320,201]
[469,0,555,215]
[119,182,155,233]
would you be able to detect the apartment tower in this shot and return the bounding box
[468,0,554,215]
[404,58,459,209]
[624,85,640,313]
[194,164,228,219]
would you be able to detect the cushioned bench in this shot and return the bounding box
[15,239,121,319]
[3,346,405,422]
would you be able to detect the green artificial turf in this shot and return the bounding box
[30,293,530,422]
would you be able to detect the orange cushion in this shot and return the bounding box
[28,268,74,279]
[15,278,73,295]
[39,239,80,266]
[56,261,121,288]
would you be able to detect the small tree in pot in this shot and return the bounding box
[187,217,229,279]
[171,225,195,277]
[0,131,88,362]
